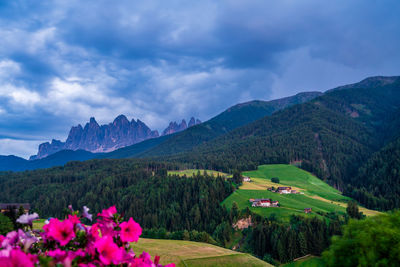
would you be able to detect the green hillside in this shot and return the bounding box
[223,164,380,219]
[131,238,272,267]
[243,164,348,202]
[283,256,326,267]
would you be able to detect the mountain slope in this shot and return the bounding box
[139,91,322,157]
[164,77,400,185]
[348,135,400,210]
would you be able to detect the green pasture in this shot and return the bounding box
[32,219,46,230]
[168,169,228,178]
[222,189,346,219]
[131,238,271,267]
[223,164,380,219]
[243,164,349,202]
[283,256,326,267]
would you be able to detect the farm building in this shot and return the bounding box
[0,203,30,213]
[277,187,292,194]
[304,208,312,214]
[243,176,251,182]
[249,198,279,207]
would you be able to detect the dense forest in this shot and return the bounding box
[0,160,232,234]
[247,213,344,264]
[347,136,400,210]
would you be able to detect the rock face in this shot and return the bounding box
[31,115,159,159]
[162,117,201,136]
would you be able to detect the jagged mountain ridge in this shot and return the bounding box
[31,115,159,159]
[162,117,201,136]
[31,115,201,160]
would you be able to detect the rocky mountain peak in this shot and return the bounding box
[32,115,160,159]
[113,115,129,125]
[162,117,201,136]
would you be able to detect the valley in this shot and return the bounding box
[0,76,399,266]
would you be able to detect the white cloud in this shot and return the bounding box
[0,84,41,106]
[0,138,45,159]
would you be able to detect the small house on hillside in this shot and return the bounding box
[277,187,292,194]
[271,201,279,207]
[304,208,312,214]
[249,199,279,207]
[243,176,251,182]
[0,203,30,213]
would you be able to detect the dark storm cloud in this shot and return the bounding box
[0,0,399,157]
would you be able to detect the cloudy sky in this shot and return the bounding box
[0,0,399,158]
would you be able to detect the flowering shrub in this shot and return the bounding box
[0,205,175,267]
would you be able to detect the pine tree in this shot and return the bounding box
[346,200,362,219]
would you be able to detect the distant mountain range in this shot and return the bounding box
[30,116,201,160]
[0,91,321,171]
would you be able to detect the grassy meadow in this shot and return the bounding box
[32,219,46,230]
[131,238,272,267]
[168,169,228,177]
[283,256,326,267]
[223,164,380,219]
[243,164,348,202]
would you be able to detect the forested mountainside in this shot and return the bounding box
[139,91,322,157]
[157,77,400,209]
[348,135,400,210]
[165,101,377,187]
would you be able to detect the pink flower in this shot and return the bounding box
[0,248,36,267]
[97,206,117,218]
[97,206,118,236]
[78,264,97,267]
[68,214,81,226]
[45,218,76,246]
[0,235,5,247]
[88,223,101,240]
[47,248,67,259]
[4,231,19,246]
[120,217,142,243]
[94,235,123,265]
[47,249,85,266]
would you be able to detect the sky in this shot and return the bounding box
[0,0,400,158]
